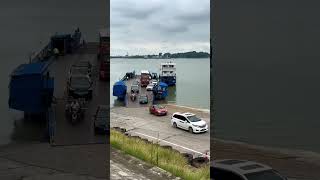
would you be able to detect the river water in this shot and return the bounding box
[110,58,210,109]
[0,0,106,145]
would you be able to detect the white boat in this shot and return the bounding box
[159,62,176,86]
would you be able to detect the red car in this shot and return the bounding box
[149,105,167,116]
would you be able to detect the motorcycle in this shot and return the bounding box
[70,105,81,124]
[65,98,85,124]
[130,93,136,101]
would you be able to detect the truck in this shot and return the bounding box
[9,62,54,114]
[97,29,109,59]
[140,70,151,87]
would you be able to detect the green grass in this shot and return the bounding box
[110,130,210,180]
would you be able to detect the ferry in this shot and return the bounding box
[159,62,176,86]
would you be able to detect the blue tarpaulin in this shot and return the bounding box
[113,81,127,99]
[9,62,54,113]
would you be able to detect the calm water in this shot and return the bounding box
[0,0,106,145]
[214,1,320,154]
[110,58,210,109]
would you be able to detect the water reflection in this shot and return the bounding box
[167,86,176,103]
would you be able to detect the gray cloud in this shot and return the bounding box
[111,0,210,56]
[152,23,189,33]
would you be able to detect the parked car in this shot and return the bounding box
[131,84,139,93]
[146,80,158,91]
[94,105,108,134]
[132,80,140,86]
[69,66,91,80]
[211,159,288,180]
[151,79,158,85]
[74,60,92,69]
[68,75,93,99]
[146,83,154,91]
[171,112,208,133]
[73,60,92,75]
[149,105,167,116]
[139,95,148,104]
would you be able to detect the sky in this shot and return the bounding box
[111,0,210,56]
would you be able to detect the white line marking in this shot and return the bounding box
[132,131,210,158]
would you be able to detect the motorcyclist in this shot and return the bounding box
[70,100,80,112]
[131,93,136,101]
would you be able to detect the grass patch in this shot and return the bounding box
[110,130,210,180]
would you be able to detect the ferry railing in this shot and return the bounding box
[47,106,56,144]
[29,42,52,63]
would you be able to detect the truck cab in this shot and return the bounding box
[140,70,151,87]
[98,29,110,59]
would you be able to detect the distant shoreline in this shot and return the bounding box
[110,57,209,59]
[111,51,210,59]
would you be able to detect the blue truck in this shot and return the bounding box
[153,82,168,100]
[9,62,54,113]
[113,80,127,100]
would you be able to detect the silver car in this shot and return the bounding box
[211,159,287,180]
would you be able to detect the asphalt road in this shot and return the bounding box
[110,104,210,158]
[0,143,107,179]
[213,139,320,180]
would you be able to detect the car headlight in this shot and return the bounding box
[193,125,200,128]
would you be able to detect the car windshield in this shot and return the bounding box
[133,81,139,85]
[156,105,164,109]
[131,85,139,90]
[71,67,88,75]
[75,61,90,67]
[245,170,285,180]
[140,96,147,100]
[187,115,201,122]
[70,76,90,88]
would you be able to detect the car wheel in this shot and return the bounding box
[173,122,177,128]
[189,127,194,133]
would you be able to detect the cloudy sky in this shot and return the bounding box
[111,0,210,56]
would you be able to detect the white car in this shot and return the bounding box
[146,83,154,91]
[146,80,158,91]
[171,112,208,133]
[211,159,288,180]
[151,79,158,85]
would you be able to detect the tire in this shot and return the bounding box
[189,127,194,133]
[173,122,177,128]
